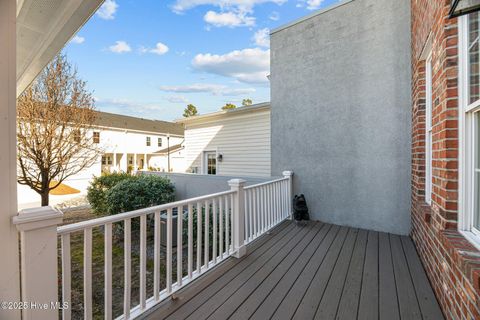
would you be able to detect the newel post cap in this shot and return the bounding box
[13,206,63,231]
[228,178,247,188]
[282,171,294,177]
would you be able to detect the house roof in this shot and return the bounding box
[95,111,184,136]
[154,143,184,154]
[175,102,270,124]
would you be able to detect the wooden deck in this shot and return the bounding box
[142,221,444,320]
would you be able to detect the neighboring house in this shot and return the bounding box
[176,102,271,177]
[94,111,184,174]
[17,111,184,207]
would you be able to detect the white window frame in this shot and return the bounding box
[458,14,480,250]
[202,150,217,175]
[425,52,433,205]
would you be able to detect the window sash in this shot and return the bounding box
[459,13,480,249]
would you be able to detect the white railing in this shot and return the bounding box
[13,171,293,320]
[244,175,292,244]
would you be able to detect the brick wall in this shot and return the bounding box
[411,1,480,319]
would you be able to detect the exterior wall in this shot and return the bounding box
[183,109,271,177]
[143,172,271,200]
[95,128,183,156]
[411,1,480,319]
[270,0,412,235]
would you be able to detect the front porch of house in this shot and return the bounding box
[11,172,445,319]
[144,221,444,320]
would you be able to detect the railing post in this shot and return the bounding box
[283,171,294,220]
[228,179,247,258]
[12,207,63,320]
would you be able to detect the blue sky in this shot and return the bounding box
[64,0,341,121]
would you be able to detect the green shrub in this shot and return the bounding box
[87,172,132,215]
[105,175,175,215]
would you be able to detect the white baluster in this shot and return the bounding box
[188,204,193,279]
[124,219,131,319]
[253,188,257,238]
[84,228,93,320]
[219,197,224,259]
[105,223,113,320]
[177,206,183,286]
[225,196,230,255]
[196,202,202,273]
[154,211,161,301]
[167,208,173,293]
[140,215,147,309]
[61,233,71,320]
[213,199,217,264]
[204,200,209,268]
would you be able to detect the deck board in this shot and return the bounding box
[142,221,444,320]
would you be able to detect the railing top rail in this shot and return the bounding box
[244,176,289,190]
[57,189,236,235]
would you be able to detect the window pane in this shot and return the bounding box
[469,12,480,104]
[207,153,216,175]
[474,112,480,230]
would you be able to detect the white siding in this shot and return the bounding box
[184,109,271,177]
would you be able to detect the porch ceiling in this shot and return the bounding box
[16,0,104,96]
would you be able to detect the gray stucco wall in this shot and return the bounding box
[270,0,411,235]
[143,172,272,200]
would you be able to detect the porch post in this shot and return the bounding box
[144,153,147,170]
[283,171,294,220]
[113,152,117,171]
[133,153,138,171]
[228,179,246,258]
[13,207,63,320]
[0,1,21,319]
[121,152,127,172]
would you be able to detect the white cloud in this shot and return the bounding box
[269,11,279,21]
[305,0,324,10]
[253,28,269,48]
[96,0,118,20]
[159,83,256,96]
[109,41,132,53]
[139,42,170,55]
[151,42,169,55]
[165,95,189,103]
[172,0,286,13]
[192,48,270,83]
[70,35,85,44]
[204,10,255,27]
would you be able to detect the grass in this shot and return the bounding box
[59,208,195,319]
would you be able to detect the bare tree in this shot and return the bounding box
[17,54,101,206]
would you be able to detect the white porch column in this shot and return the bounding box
[143,153,147,170]
[113,152,117,172]
[121,152,127,172]
[283,171,294,220]
[13,207,63,320]
[133,153,138,171]
[228,179,246,258]
[0,1,21,319]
